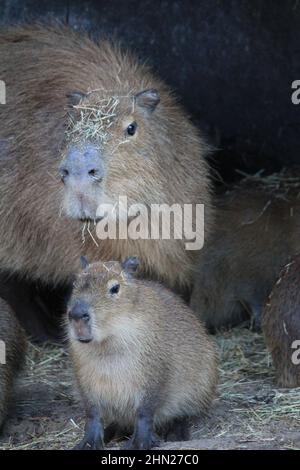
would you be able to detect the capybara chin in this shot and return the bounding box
[67,257,218,450]
[190,177,300,331]
[0,24,213,295]
[262,255,300,388]
[0,298,27,429]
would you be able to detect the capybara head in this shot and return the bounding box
[67,256,139,342]
[57,40,210,225]
[59,87,164,221]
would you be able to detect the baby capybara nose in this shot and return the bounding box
[68,299,90,322]
[59,144,104,183]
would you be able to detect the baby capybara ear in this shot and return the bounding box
[134,89,160,114]
[122,256,140,274]
[80,256,89,270]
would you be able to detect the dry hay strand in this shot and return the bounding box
[0,342,83,451]
[201,325,300,444]
[66,95,120,145]
[235,166,300,199]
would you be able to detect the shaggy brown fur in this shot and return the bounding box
[67,258,218,450]
[190,181,300,330]
[262,255,300,388]
[0,25,212,298]
[0,298,27,429]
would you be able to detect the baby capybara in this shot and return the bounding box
[262,255,300,388]
[0,24,212,308]
[67,257,218,450]
[190,177,300,331]
[0,298,27,429]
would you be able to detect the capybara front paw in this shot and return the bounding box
[123,434,159,450]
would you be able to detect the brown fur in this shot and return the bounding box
[262,255,300,388]
[190,181,300,330]
[0,24,212,293]
[0,298,27,429]
[67,260,218,447]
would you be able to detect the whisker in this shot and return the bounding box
[87,221,99,247]
[81,222,87,244]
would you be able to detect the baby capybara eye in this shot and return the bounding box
[126,122,138,136]
[109,283,120,295]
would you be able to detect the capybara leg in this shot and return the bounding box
[75,406,104,450]
[123,407,159,450]
[249,301,263,332]
[163,418,190,442]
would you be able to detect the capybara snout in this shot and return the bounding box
[59,144,105,220]
[59,144,105,183]
[68,295,93,343]
[68,299,91,322]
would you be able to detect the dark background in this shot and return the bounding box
[1,0,299,183]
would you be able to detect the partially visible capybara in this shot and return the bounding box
[190,175,300,331]
[0,298,27,429]
[67,257,218,450]
[0,24,212,329]
[262,255,300,388]
[0,272,69,341]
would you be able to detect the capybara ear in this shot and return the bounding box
[122,256,140,274]
[80,256,89,269]
[134,89,160,113]
[66,91,87,107]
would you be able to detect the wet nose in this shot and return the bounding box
[68,299,90,322]
[59,144,104,183]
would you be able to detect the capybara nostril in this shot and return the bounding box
[88,168,103,182]
[69,309,90,322]
[68,300,90,322]
[59,166,69,183]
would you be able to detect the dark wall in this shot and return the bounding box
[1,0,299,181]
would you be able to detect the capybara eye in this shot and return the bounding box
[109,283,120,295]
[126,122,138,136]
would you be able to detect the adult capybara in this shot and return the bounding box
[0,298,27,429]
[0,24,212,331]
[67,257,218,450]
[190,174,300,331]
[262,255,300,388]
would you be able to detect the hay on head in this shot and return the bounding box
[66,95,121,145]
